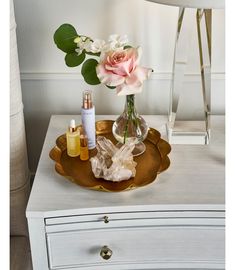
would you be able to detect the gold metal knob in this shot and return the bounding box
[103,216,109,223]
[100,245,113,260]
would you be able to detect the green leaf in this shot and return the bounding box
[85,51,101,57]
[124,45,132,49]
[65,51,86,67]
[54,24,78,53]
[106,85,116,89]
[81,59,101,85]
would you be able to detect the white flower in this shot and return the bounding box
[75,37,92,54]
[108,34,129,49]
[75,48,83,55]
[82,39,93,52]
[98,34,128,54]
[89,39,106,54]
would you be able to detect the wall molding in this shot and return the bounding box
[20,71,225,82]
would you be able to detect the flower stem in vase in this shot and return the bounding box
[112,94,148,156]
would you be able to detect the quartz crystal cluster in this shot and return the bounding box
[90,136,137,182]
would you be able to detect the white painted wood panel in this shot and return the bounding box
[27,218,49,269]
[14,0,224,73]
[47,226,224,269]
[45,210,225,226]
[45,217,224,233]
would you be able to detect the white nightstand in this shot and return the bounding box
[26,115,225,270]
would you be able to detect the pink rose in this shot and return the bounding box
[96,47,152,96]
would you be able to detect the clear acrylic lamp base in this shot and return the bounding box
[166,121,210,145]
[167,8,212,145]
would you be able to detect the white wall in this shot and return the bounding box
[14,0,225,172]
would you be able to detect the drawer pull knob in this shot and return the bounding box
[103,216,109,223]
[100,245,112,260]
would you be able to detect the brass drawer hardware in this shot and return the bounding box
[103,216,109,223]
[100,245,112,260]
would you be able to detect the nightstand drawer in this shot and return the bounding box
[46,222,224,269]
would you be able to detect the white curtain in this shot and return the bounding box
[10,0,30,237]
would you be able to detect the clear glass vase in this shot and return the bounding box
[112,94,148,156]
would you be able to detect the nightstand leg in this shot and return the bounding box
[27,218,49,270]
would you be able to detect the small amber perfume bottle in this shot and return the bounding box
[66,119,80,157]
[80,133,89,161]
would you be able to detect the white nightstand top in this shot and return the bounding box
[26,115,225,218]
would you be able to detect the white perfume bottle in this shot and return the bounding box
[81,90,96,149]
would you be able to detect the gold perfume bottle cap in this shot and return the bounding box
[83,90,93,109]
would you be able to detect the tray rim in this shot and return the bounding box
[49,120,171,192]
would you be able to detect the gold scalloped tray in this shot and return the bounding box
[49,120,171,192]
